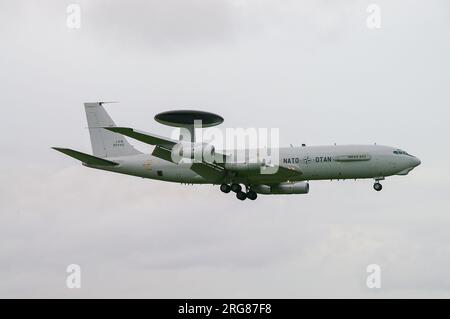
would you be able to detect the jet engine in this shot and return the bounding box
[224,162,264,172]
[253,182,310,194]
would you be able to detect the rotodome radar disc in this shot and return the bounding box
[154,110,224,127]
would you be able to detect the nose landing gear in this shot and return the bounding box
[373,177,384,191]
[373,177,384,192]
[373,182,383,191]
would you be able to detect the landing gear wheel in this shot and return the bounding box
[231,183,242,193]
[220,184,231,193]
[373,182,383,191]
[236,191,247,200]
[246,190,257,200]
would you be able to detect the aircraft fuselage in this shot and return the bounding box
[86,144,420,185]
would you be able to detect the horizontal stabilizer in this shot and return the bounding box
[52,147,119,166]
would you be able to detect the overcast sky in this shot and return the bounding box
[1,0,450,298]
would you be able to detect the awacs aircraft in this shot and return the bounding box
[53,102,421,201]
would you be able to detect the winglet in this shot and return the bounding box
[52,147,119,166]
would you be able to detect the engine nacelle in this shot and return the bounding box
[171,142,215,162]
[224,162,264,172]
[253,182,310,195]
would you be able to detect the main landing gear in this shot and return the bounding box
[220,183,258,201]
[220,184,231,193]
[373,178,384,192]
[246,190,257,200]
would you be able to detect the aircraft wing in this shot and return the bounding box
[105,127,229,164]
[104,127,297,181]
[151,145,174,162]
[275,165,303,178]
[105,127,178,148]
[190,162,225,183]
[105,127,182,163]
[190,161,302,184]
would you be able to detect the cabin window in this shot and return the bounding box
[157,170,163,177]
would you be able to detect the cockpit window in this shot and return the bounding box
[393,149,412,156]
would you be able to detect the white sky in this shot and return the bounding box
[0,0,449,298]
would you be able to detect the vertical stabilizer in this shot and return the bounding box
[84,102,141,158]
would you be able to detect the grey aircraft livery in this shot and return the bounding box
[53,102,421,201]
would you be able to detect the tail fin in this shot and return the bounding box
[84,102,141,158]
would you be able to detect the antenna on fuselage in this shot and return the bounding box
[98,101,119,106]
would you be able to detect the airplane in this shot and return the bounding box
[53,102,421,201]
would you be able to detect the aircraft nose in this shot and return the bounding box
[412,156,421,167]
